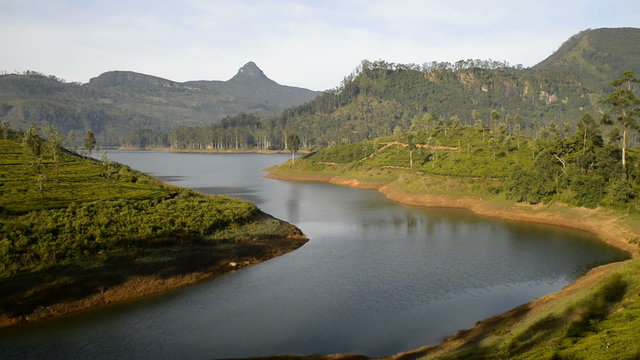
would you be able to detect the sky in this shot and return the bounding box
[0,0,638,91]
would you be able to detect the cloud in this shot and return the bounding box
[0,0,638,90]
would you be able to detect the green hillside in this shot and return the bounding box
[284,118,639,209]
[0,128,306,324]
[168,28,640,151]
[267,122,640,360]
[534,28,640,87]
[0,62,320,146]
[3,28,637,151]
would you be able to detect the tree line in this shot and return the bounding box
[137,60,621,152]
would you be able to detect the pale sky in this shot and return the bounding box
[1,0,638,90]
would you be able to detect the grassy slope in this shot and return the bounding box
[0,139,172,213]
[0,136,306,326]
[268,127,640,360]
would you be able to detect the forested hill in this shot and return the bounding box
[534,28,640,88]
[0,62,320,145]
[168,28,640,151]
[273,29,640,145]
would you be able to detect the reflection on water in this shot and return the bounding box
[153,175,186,182]
[287,185,301,223]
[0,151,628,359]
[191,186,264,205]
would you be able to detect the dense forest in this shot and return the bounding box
[164,28,640,151]
[272,69,640,212]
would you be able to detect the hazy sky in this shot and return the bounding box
[1,0,638,90]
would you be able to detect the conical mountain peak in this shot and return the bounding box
[233,61,267,79]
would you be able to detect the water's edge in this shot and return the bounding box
[265,171,638,259]
[0,215,308,328]
[264,170,637,359]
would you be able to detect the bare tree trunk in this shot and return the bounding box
[622,126,627,171]
[409,150,413,169]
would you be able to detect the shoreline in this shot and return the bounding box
[0,220,308,328]
[265,169,639,359]
[117,146,309,155]
[265,171,639,258]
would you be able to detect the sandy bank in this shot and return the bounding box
[378,184,639,258]
[267,170,638,258]
[264,169,639,359]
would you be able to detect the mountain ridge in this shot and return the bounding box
[0,62,320,144]
[2,27,638,147]
[166,27,640,150]
[533,27,640,86]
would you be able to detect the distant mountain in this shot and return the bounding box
[4,28,639,149]
[185,62,320,110]
[0,62,320,144]
[533,27,640,87]
[167,27,640,150]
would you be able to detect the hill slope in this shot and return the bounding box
[0,130,307,325]
[0,62,320,145]
[168,28,640,150]
[534,27,640,87]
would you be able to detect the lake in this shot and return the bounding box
[0,151,627,359]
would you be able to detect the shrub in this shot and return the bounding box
[568,173,606,208]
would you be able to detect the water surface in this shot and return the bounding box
[0,151,627,359]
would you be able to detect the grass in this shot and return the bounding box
[300,127,536,179]
[0,136,269,276]
[0,138,175,213]
[430,260,640,360]
[0,132,306,324]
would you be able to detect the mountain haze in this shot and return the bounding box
[0,62,320,144]
[2,28,638,149]
[185,62,320,109]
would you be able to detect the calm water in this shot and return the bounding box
[0,152,627,359]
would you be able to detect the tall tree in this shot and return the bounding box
[84,129,96,155]
[22,125,45,205]
[287,132,301,164]
[576,113,600,154]
[514,115,522,149]
[407,134,416,169]
[490,109,500,134]
[0,120,10,140]
[472,110,484,141]
[67,130,78,153]
[45,126,64,184]
[22,125,43,160]
[601,71,640,172]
